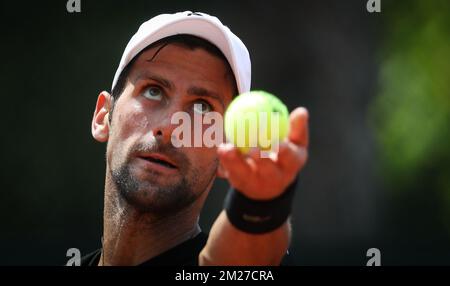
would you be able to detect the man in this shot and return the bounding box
[82,11,309,266]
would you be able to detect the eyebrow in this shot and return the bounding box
[138,72,173,90]
[138,72,225,110]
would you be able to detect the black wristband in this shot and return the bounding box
[224,176,298,234]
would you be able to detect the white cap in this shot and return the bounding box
[112,11,251,94]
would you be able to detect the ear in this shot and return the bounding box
[91,91,112,142]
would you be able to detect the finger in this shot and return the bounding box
[277,142,308,178]
[247,148,281,178]
[217,143,252,189]
[216,161,229,179]
[247,147,276,162]
[288,107,309,147]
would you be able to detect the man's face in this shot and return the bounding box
[105,43,234,215]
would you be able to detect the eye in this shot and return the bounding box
[193,101,213,114]
[142,86,163,101]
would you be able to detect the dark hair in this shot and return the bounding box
[109,34,238,118]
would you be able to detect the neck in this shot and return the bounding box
[100,173,203,266]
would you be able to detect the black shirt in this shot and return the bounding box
[80,232,208,266]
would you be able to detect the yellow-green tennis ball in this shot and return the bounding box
[224,90,289,153]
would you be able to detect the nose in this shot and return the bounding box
[150,105,183,145]
[151,115,175,144]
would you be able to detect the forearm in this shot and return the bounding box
[199,211,291,266]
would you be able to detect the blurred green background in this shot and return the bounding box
[0,0,449,265]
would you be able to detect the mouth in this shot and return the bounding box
[138,153,178,169]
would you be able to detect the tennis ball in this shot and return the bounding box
[224,90,289,154]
